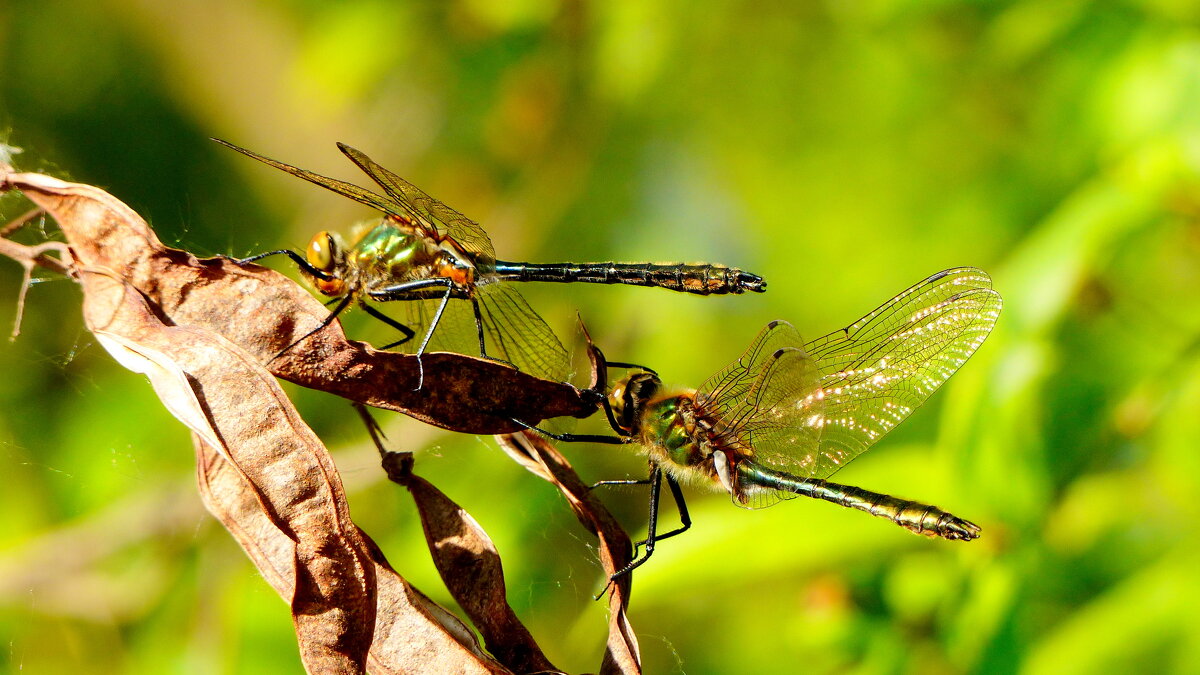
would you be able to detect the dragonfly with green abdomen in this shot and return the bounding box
[524,267,1001,579]
[215,139,765,383]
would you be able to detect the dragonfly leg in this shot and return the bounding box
[642,474,691,544]
[268,294,353,363]
[414,284,453,356]
[595,394,629,436]
[508,417,628,445]
[466,298,516,371]
[577,323,643,434]
[368,277,460,391]
[609,466,666,581]
[471,296,487,360]
[629,474,691,557]
[236,249,335,282]
[358,303,416,349]
[463,297,520,375]
[408,283,455,391]
[368,277,458,301]
[268,291,350,360]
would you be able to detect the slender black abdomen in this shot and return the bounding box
[490,260,766,295]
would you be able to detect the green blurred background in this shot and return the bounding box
[3,1,1199,673]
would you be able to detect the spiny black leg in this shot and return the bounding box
[368,276,456,301]
[368,277,458,392]
[508,417,627,445]
[359,303,416,349]
[469,297,516,370]
[268,294,352,362]
[414,284,453,357]
[598,396,625,436]
[237,249,335,281]
[609,466,664,581]
[636,474,691,547]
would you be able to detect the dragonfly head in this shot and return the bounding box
[608,371,661,435]
[305,231,348,296]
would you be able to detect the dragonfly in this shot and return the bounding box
[524,267,1001,579]
[215,139,766,382]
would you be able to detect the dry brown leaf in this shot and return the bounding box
[497,433,641,675]
[196,440,509,674]
[383,455,560,674]
[73,266,376,672]
[1,163,636,674]
[0,169,596,433]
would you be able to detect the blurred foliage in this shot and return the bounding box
[3,1,1200,673]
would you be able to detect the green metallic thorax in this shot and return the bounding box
[344,221,474,292]
[627,387,755,495]
[637,395,711,475]
[347,222,438,280]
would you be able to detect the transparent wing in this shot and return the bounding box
[395,283,570,383]
[694,324,823,508]
[696,320,807,421]
[795,267,1002,478]
[214,139,409,221]
[337,143,497,263]
[474,283,571,382]
[695,268,1001,508]
[708,345,823,472]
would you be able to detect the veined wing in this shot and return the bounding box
[790,267,1002,479]
[399,282,570,383]
[693,269,1001,507]
[213,139,408,221]
[337,143,497,263]
[694,322,823,505]
[696,320,807,422]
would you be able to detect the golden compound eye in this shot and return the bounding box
[306,231,336,271]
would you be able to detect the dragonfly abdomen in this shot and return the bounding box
[490,261,766,295]
[737,462,981,541]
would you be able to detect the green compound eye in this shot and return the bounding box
[306,231,336,271]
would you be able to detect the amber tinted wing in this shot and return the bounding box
[213,139,409,221]
[336,143,497,263]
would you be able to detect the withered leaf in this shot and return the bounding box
[390,458,560,674]
[497,433,641,675]
[76,266,377,672]
[196,438,509,674]
[2,163,640,674]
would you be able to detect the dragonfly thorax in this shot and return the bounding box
[634,392,744,496]
[607,370,735,490]
[304,221,477,300]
